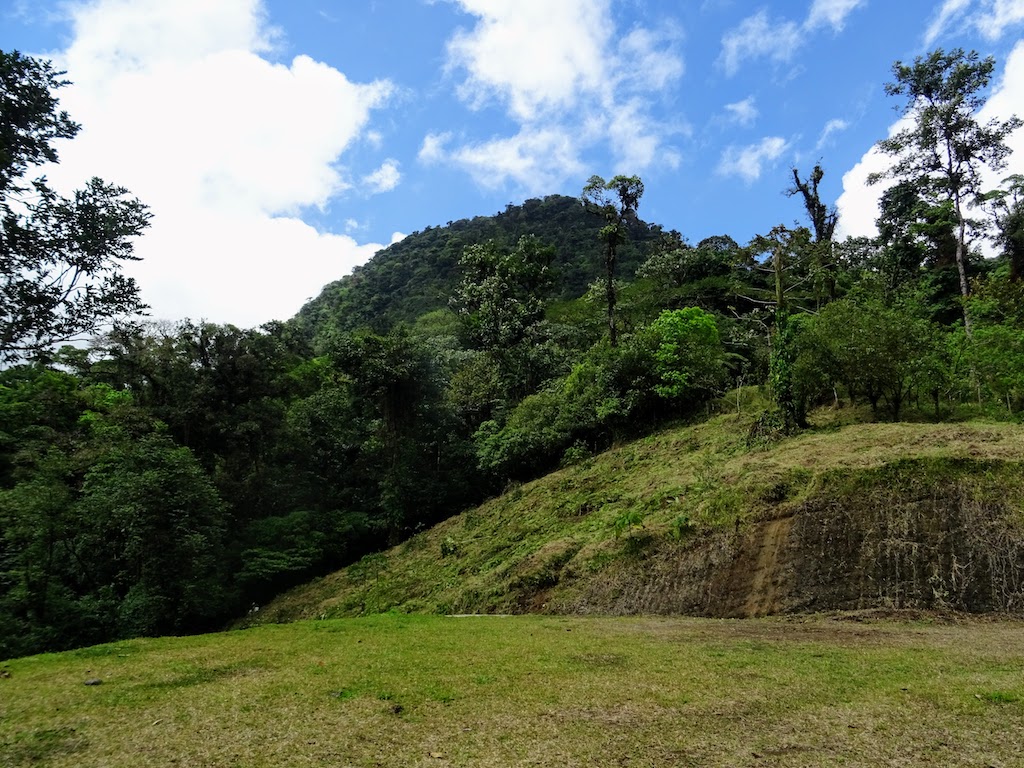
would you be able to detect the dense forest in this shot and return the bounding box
[2,46,1024,658]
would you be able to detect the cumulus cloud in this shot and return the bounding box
[720,1,867,76]
[724,96,759,127]
[432,1,684,190]
[420,128,584,193]
[362,159,402,194]
[446,0,610,121]
[717,137,791,183]
[978,39,1024,185]
[39,0,394,327]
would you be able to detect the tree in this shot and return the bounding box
[743,225,820,428]
[787,164,839,305]
[868,48,1022,332]
[646,308,725,400]
[874,181,930,295]
[0,370,229,653]
[452,236,553,350]
[74,433,229,638]
[450,235,555,396]
[798,297,942,419]
[0,50,150,363]
[634,234,739,315]
[581,175,644,347]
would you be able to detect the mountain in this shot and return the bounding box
[291,194,669,345]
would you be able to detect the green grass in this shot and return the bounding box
[253,396,1024,622]
[2,615,1023,766]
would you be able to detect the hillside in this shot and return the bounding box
[290,194,668,344]
[253,399,1024,623]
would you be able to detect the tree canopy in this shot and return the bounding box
[0,50,150,364]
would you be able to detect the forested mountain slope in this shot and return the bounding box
[291,194,667,343]
[253,399,1024,623]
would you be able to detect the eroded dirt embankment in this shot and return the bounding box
[553,460,1024,617]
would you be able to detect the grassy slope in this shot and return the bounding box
[254,396,1024,623]
[2,614,1023,767]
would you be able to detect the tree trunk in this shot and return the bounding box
[606,243,617,347]
[954,196,973,336]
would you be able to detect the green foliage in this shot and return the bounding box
[646,308,726,400]
[962,279,1024,412]
[794,296,943,418]
[669,512,697,540]
[293,195,665,346]
[451,236,554,351]
[581,175,646,346]
[0,367,228,656]
[632,235,740,316]
[7,46,1024,659]
[768,312,807,430]
[610,508,645,538]
[237,510,337,601]
[474,320,722,480]
[0,50,150,363]
[870,47,1023,321]
[559,441,591,468]
[75,434,228,637]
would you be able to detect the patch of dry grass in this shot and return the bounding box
[2,615,1023,767]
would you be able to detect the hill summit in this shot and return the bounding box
[291,194,667,343]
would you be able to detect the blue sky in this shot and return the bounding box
[2,0,1023,327]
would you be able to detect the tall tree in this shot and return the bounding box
[868,48,1022,332]
[787,164,839,305]
[0,50,150,363]
[581,175,644,347]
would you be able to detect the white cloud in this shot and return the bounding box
[446,0,611,121]
[816,118,850,150]
[418,132,452,164]
[607,99,672,174]
[436,1,684,189]
[834,144,889,240]
[720,1,867,76]
[924,0,972,45]
[42,0,394,327]
[974,0,1024,38]
[724,96,758,127]
[978,38,1024,186]
[806,0,867,31]
[362,159,402,194]
[617,26,685,92]
[717,137,790,183]
[719,11,802,77]
[926,0,1024,43]
[420,128,584,193]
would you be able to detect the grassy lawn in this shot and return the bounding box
[2,614,1023,767]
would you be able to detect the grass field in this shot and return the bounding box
[3,614,1023,767]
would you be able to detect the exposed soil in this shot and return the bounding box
[555,459,1024,619]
